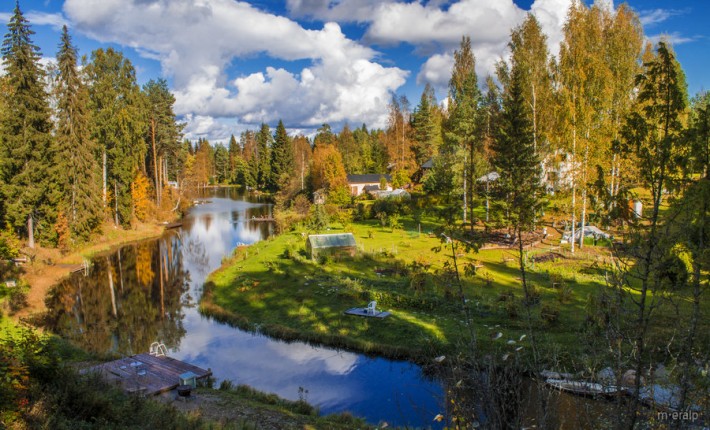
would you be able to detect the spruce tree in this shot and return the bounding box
[492,64,544,361]
[493,66,543,235]
[227,134,240,182]
[269,119,293,192]
[411,83,438,168]
[0,2,53,247]
[143,78,180,207]
[444,36,481,225]
[85,48,146,226]
[255,123,272,190]
[54,25,102,242]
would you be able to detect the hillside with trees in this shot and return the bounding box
[0,1,708,428]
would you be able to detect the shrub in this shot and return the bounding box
[541,302,561,325]
[8,288,28,314]
[505,300,520,319]
[522,284,541,306]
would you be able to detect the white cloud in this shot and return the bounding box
[385,0,571,97]
[64,0,407,131]
[639,8,687,27]
[365,0,526,47]
[286,0,397,22]
[647,32,698,46]
[27,11,69,30]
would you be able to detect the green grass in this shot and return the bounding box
[201,216,626,368]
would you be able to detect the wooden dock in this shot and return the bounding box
[81,353,211,396]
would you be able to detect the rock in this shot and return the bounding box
[597,367,616,385]
[622,369,645,387]
[652,364,670,383]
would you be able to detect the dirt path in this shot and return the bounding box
[14,222,166,320]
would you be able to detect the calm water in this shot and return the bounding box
[45,188,444,427]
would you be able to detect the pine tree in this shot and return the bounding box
[688,91,710,178]
[493,66,543,236]
[213,143,229,184]
[143,78,180,207]
[619,40,689,427]
[411,83,440,169]
[54,25,102,243]
[492,64,544,358]
[269,119,293,192]
[227,134,240,182]
[255,123,272,190]
[85,48,146,227]
[432,36,481,225]
[0,2,53,247]
[336,123,359,173]
[504,14,555,157]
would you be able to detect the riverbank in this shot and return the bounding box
[0,318,370,429]
[200,218,618,368]
[13,221,167,320]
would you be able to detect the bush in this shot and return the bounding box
[8,288,28,314]
[505,300,520,319]
[541,302,561,325]
[522,284,541,306]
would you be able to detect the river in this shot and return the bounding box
[44,187,445,428]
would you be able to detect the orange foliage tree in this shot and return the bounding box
[131,172,155,222]
[310,143,348,192]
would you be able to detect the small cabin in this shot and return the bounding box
[347,174,392,196]
[306,233,357,260]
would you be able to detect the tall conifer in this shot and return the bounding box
[255,123,272,190]
[54,25,102,242]
[269,120,293,192]
[85,48,146,226]
[0,2,53,247]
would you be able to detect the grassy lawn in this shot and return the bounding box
[202,215,624,368]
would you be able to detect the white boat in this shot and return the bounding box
[546,378,620,397]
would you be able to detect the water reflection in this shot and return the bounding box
[44,188,443,428]
[45,234,189,355]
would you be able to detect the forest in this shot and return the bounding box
[0,2,707,254]
[0,0,709,428]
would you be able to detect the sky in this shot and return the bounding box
[1,0,708,142]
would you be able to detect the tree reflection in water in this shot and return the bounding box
[45,233,189,356]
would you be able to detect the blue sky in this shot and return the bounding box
[1,0,708,142]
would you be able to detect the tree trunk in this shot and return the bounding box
[151,117,161,207]
[463,152,468,225]
[102,149,107,207]
[570,114,577,254]
[27,213,34,249]
[108,257,117,317]
[579,135,589,249]
[114,181,119,226]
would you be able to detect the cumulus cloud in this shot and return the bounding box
[397,0,571,96]
[63,0,407,132]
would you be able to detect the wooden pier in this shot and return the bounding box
[81,353,211,396]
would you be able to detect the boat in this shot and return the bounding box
[545,378,620,398]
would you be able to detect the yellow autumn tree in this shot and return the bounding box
[310,143,348,191]
[132,171,155,222]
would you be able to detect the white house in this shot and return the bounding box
[346,174,392,196]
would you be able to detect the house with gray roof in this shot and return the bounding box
[346,174,392,196]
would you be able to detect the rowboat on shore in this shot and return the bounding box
[545,378,620,398]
